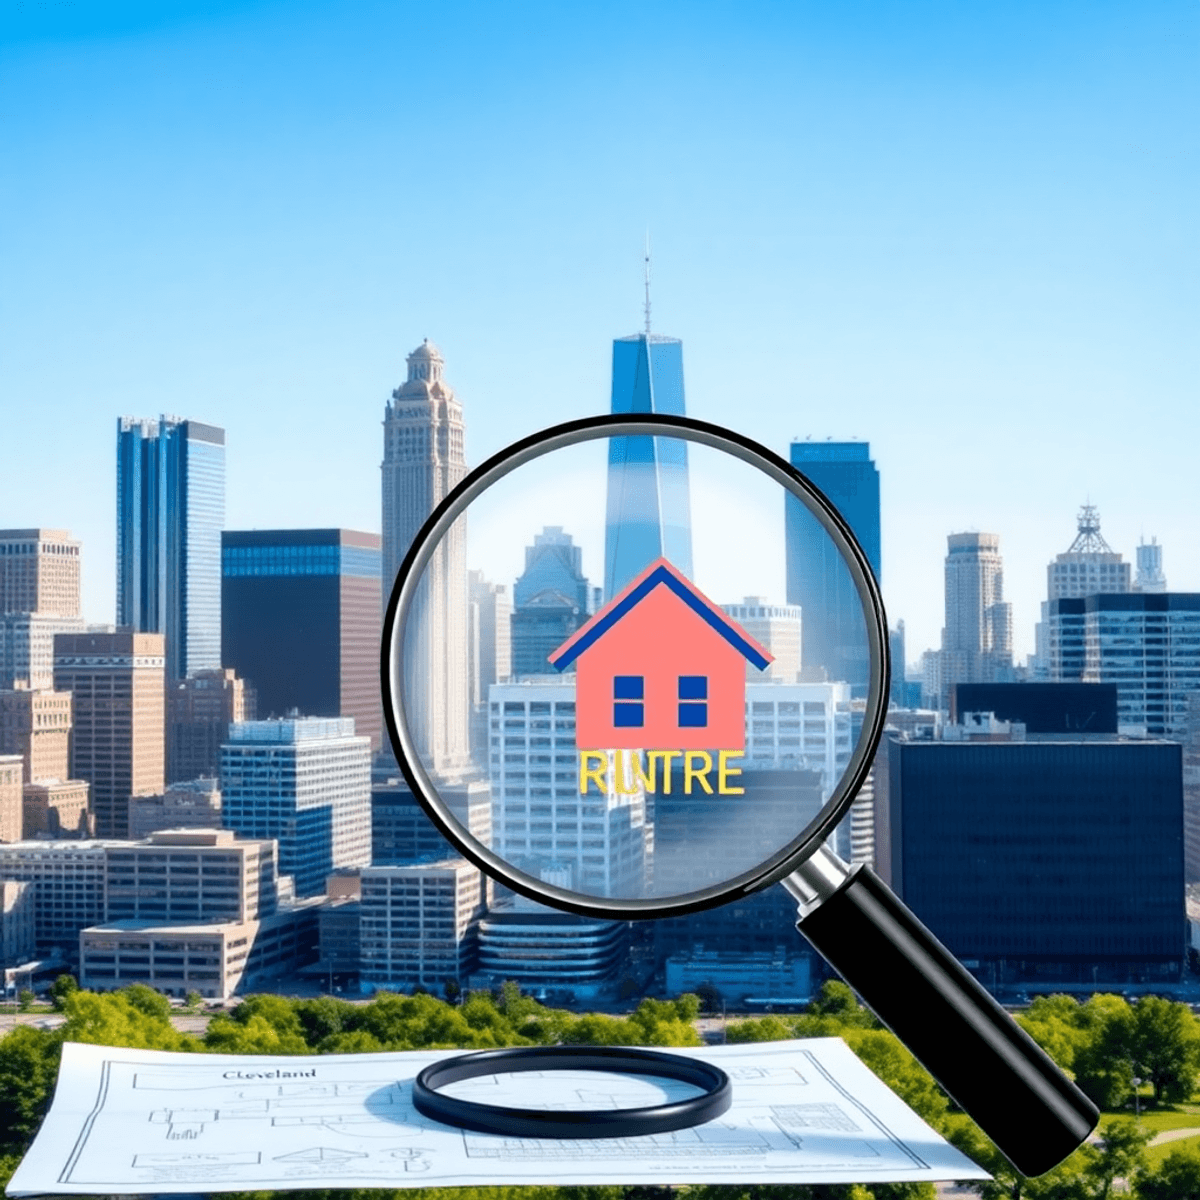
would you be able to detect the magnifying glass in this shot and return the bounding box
[382,413,1097,1175]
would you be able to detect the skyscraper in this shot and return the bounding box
[0,529,81,617]
[221,529,381,749]
[220,716,371,898]
[54,630,165,838]
[929,533,1012,709]
[603,333,693,600]
[511,527,593,678]
[117,416,225,682]
[1136,539,1167,593]
[381,340,469,773]
[786,442,880,691]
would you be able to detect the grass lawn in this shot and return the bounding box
[1100,1111,1200,1134]
[1144,1133,1200,1169]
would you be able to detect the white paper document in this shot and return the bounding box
[7,1037,987,1194]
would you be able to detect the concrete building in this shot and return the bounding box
[0,529,81,618]
[22,780,91,839]
[664,949,811,1004]
[720,598,802,683]
[0,613,84,691]
[221,530,380,750]
[467,570,512,758]
[103,828,277,925]
[1136,539,1167,594]
[54,629,165,838]
[167,668,252,783]
[381,340,470,773]
[128,778,222,839]
[786,442,880,693]
[0,684,72,783]
[0,756,21,843]
[220,717,371,898]
[359,859,485,992]
[0,880,35,969]
[511,528,594,681]
[117,416,224,682]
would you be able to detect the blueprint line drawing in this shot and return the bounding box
[7,1039,989,1195]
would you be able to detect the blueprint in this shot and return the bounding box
[7,1038,987,1194]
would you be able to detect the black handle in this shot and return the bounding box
[796,862,1098,1177]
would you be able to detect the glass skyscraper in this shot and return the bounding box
[117,416,225,682]
[785,441,880,692]
[603,334,693,600]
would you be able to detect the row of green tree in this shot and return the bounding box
[1,979,1199,1200]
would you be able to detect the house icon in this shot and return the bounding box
[548,557,773,751]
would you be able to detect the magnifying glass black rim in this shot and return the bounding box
[381,412,890,921]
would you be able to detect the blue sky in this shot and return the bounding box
[2,0,1196,664]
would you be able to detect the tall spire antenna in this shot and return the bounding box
[643,230,652,338]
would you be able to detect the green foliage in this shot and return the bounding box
[0,1025,61,1155]
[1138,1141,1200,1200]
[48,974,78,1012]
[16,989,35,1012]
[725,1015,795,1044]
[121,982,171,1020]
[61,990,194,1051]
[185,989,203,1010]
[293,995,354,1045]
[807,980,878,1028]
[1127,997,1200,1105]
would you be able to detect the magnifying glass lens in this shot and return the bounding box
[387,425,879,916]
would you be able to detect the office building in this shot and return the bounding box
[1183,693,1200,884]
[467,570,511,757]
[220,717,371,898]
[54,630,165,838]
[0,839,112,959]
[0,613,86,691]
[381,340,470,774]
[1136,539,1167,593]
[719,599,802,683]
[786,442,880,693]
[128,777,222,839]
[877,735,1186,992]
[949,682,1119,734]
[927,533,1013,709]
[511,527,593,678]
[104,828,277,925]
[0,880,35,969]
[1046,593,1200,737]
[222,529,380,748]
[604,331,693,599]
[167,668,252,783]
[488,680,647,899]
[0,756,21,842]
[22,780,91,839]
[371,777,491,865]
[359,859,485,992]
[117,416,225,681]
[0,529,81,617]
[0,683,72,783]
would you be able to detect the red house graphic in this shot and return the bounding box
[548,557,773,751]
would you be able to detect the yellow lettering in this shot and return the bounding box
[684,751,713,794]
[718,750,744,795]
[656,750,680,793]
[635,752,657,793]
[613,750,638,795]
[579,751,607,794]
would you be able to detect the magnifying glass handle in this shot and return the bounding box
[786,846,1099,1177]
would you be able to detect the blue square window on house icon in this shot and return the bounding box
[678,675,708,728]
[613,675,645,727]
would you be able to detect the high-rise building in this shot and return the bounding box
[0,683,72,783]
[0,756,21,842]
[878,734,1186,992]
[22,780,91,839]
[221,529,380,749]
[929,533,1013,709]
[166,667,252,782]
[54,630,165,838]
[128,777,223,839]
[719,598,802,683]
[1047,593,1200,737]
[1136,538,1167,594]
[604,332,693,600]
[0,613,85,690]
[381,340,469,773]
[117,416,225,682]
[0,529,81,617]
[511,527,593,679]
[786,442,880,693]
[467,570,511,756]
[220,717,371,898]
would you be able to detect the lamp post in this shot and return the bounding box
[1132,1076,1142,1117]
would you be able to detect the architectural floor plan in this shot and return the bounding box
[8,1038,987,1194]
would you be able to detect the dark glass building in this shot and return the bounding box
[221,529,382,749]
[878,736,1186,993]
[950,682,1118,734]
[510,527,592,678]
[786,442,880,692]
[117,416,225,681]
[604,333,693,600]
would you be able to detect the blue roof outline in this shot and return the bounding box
[549,562,772,672]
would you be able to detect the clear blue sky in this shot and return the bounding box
[2,0,1196,665]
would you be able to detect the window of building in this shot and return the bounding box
[678,676,708,727]
[613,675,644,727]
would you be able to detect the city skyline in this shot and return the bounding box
[2,2,1195,667]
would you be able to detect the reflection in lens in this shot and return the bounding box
[390,425,878,914]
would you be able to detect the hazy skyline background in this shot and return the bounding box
[2,0,1196,666]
